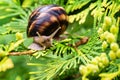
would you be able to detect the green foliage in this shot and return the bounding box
[28,29,102,80]
[0,0,120,80]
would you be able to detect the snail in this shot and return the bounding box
[27,4,68,50]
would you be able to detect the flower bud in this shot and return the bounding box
[79,65,87,75]
[116,49,120,58]
[91,58,99,65]
[109,50,116,60]
[106,33,115,43]
[104,16,112,26]
[110,42,119,51]
[104,31,109,36]
[98,28,103,35]
[100,53,109,66]
[102,23,109,31]
[98,62,105,68]
[100,33,105,41]
[86,64,99,74]
[16,32,23,40]
[110,25,118,34]
[102,41,108,50]
[100,53,106,57]
[94,56,101,62]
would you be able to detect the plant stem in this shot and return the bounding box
[9,50,37,56]
[74,37,89,47]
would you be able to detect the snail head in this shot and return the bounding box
[28,27,61,50]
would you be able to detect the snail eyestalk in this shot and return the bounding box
[28,27,61,50]
[49,27,61,39]
[36,32,41,37]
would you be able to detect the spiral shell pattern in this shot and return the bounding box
[27,5,68,37]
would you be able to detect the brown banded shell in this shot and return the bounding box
[27,4,68,38]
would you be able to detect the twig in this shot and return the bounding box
[9,50,37,56]
[68,37,89,47]
[74,37,89,47]
[9,37,89,56]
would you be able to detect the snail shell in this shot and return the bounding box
[27,4,68,38]
[27,5,68,50]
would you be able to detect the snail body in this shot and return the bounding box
[27,4,68,50]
